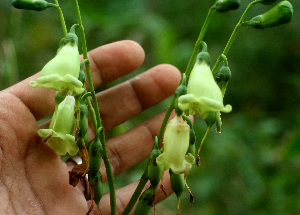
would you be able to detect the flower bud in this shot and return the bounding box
[148,138,162,194]
[242,1,293,29]
[169,170,185,213]
[79,102,89,139]
[214,0,241,13]
[88,136,103,178]
[38,96,78,155]
[93,171,103,210]
[175,74,187,98]
[30,32,84,95]
[215,65,231,84]
[178,52,232,116]
[156,116,195,174]
[12,0,56,11]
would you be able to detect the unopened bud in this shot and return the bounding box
[214,0,241,13]
[12,0,56,11]
[242,1,293,29]
[215,65,231,84]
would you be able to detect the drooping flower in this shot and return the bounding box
[30,32,84,96]
[178,53,232,117]
[156,116,195,174]
[38,95,78,156]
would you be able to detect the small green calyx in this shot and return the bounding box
[156,116,195,174]
[64,25,79,46]
[38,96,78,156]
[214,0,241,13]
[242,1,293,29]
[12,0,56,11]
[203,112,217,128]
[196,41,210,65]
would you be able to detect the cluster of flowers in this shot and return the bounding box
[145,0,294,212]
[30,26,84,156]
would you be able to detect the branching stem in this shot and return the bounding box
[212,1,259,74]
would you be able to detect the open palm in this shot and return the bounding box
[0,41,180,214]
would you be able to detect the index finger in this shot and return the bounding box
[4,40,145,120]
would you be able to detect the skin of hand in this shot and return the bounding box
[0,40,181,214]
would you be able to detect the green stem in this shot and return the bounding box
[122,169,149,215]
[83,89,97,132]
[212,0,259,75]
[185,6,216,80]
[53,0,67,37]
[72,1,116,214]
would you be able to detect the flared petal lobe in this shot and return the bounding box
[178,60,232,116]
[30,43,84,95]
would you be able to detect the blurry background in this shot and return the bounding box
[0,0,299,214]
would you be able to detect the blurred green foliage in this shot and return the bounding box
[0,0,299,214]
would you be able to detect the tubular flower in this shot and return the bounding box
[156,116,195,174]
[38,95,78,156]
[29,39,84,95]
[178,55,232,117]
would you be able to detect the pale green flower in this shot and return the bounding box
[38,95,78,156]
[30,42,84,95]
[178,57,232,117]
[156,116,195,174]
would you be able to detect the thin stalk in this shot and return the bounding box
[53,0,67,37]
[185,6,216,80]
[212,0,259,74]
[122,169,149,215]
[72,0,116,214]
[83,89,97,132]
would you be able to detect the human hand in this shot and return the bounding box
[0,40,180,214]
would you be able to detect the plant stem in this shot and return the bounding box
[122,169,149,215]
[212,1,258,74]
[53,0,67,37]
[72,1,116,214]
[185,6,216,80]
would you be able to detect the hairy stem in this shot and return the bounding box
[72,0,116,214]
